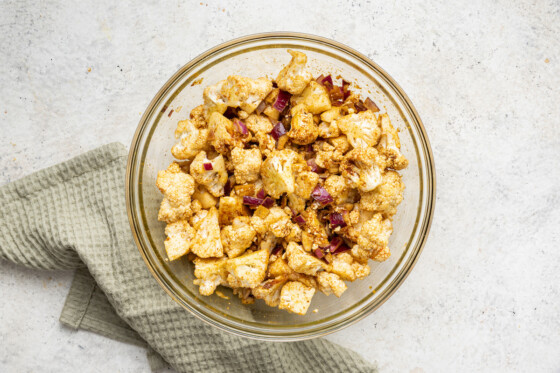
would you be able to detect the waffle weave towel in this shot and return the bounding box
[0,143,376,373]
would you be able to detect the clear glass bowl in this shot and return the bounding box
[126,33,436,341]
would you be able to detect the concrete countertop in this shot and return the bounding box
[1,1,559,372]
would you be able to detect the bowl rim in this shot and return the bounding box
[126,31,436,341]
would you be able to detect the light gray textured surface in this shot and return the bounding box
[0,0,558,372]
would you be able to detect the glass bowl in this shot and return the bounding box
[126,32,436,341]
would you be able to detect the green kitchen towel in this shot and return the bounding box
[0,143,377,373]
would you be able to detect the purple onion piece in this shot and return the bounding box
[332,245,350,254]
[364,97,380,112]
[307,159,319,172]
[293,215,306,226]
[257,188,265,199]
[203,162,213,171]
[329,213,347,228]
[327,236,344,252]
[270,121,287,140]
[271,245,283,256]
[319,75,333,87]
[315,74,325,84]
[262,197,274,208]
[311,185,334,205]
[313,248,325,259]
[224,179,232,196]
[233,118,248,136]
[256,100,266,115]
[243,196,263,206]
[273,90,291,112]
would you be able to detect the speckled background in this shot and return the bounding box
[1,1,559,372]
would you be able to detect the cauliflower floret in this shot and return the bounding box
[340,147,385,192]
[226,249,269,288]
[296,81,331,114]
[354,213,393,262]
[275,49,313,95]
[163,220,195,261]
[193,257,227,296]
[286,242,327,276]
[328,135,351,155]
[278,281,315,315]
[320,107,342,123]
[313,141,345,174]
[359,171,404,218]
[318,121,340,138]
[192,185,218,209]
[324,175,354,205]
[264,207,293,238]
[245,114,274,135]
[191,207,223,258]
[207,112,234,154]
[231,147,262,184]
[189,151,228,197]
[316,272,347,297]
[288,104,319,145]
[377,114,409,170]
[330,252,370,281]
[204,76,273,116]
[260,149,297,198]
[171,119,210,160]
[336,110,381,149]
[301,208,329,249]
[294,171,319,200]
[218,196,248,226]
[252,276,288,307]
[157,162,196,223]
[189,105,207,128]
[221,217,257,258]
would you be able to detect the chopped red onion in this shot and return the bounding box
[364,97,380,112]
[315,74,325,84]
[256,100,266,115]
[273,90,291,112]
[329,86,344,101]
[233,118,248,136]
[329,213,347,228]
[332,245,350,254]
[326,237,344,252]
[355,100,367,113]
[224,179,232,196]
[293,215,306,226]
[262,197,274,208]
[313,248,325,259]
[311,185,333,205]
[203,162,213,171]
[331,100,343,107]
[243,196,263,206]
[257,188,265,199]
[270,121,287,140]
[307,159,319,172]
[341,80,351,100]
[317,75,333,87]
[271,245,283,256]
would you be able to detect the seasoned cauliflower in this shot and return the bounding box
[320,107,342,123]
[296,81,331,114]
[301,208,329,249]
[252,276,288,307]
[313,141,345,174]
[294,171,319,200]
[189,151,228,197]
[163,220,195,261]
[354,213,393,262]
[171,119,210,160]
[192,185,218,209]
[207,112,234,154]
[377,114,409,170]
[318,121,340,138]
[264,207,293,238]
[226,249,269,288]
[193,257,228,296]
[278,281,315,315]
[288,104,319,145]
[189,105,207,128]
[245,114,274,135]
[156,162,195,223]
[221,217,257,258]
[204,75,273,116]
[275,49,313,95]
[330,252,370,281]
[231,147,262,184]
[285,242,327,276]
[359,171,404,218]
[324,174,353,205]
[316,272,347,297]
[336,110,381,149]
[260,149,297,198]
[340,147,385,192]
[190,207,223,258]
